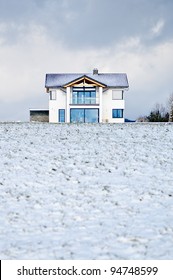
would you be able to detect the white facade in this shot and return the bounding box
[45,71,129,123]
[102,89,125,123]
[49,89,66,123]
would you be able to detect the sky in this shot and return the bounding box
[0,0,173,121]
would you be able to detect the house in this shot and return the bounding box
[45,69,129,123]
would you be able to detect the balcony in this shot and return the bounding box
[70,97,99,105]
[71,87,99,105]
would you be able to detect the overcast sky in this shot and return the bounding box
[0,0,173,121]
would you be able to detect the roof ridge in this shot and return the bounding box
[46,72,127,75]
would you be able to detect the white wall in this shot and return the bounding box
[49,89,66,123]
[102,89,125,123]
[48,87,126,123]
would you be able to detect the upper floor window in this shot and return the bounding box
[72,87,97,104]
[112,90,123,100]
[50,90,56,100]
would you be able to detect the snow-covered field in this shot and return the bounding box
[0,122,173,259]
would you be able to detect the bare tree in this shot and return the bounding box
[147,103,169,122]
[167,93,173,122]
[155,103,167,118]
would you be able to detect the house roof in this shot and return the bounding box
[45,73,129,89]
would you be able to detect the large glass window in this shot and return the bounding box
[59,109,65,122]
[72,87,96,104]
[112,109,123,118]
[70,109,99,123]
[85,109,99,123]
[70,109,84,123]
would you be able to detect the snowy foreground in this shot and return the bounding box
[0,122,173,260]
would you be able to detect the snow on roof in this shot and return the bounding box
[45,72,129,88]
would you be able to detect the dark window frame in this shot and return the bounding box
[70,108,99,123]
[112,109,124,118]
[72,87,96,104]
[59,109,65,122]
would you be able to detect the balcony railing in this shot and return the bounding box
[71,97,99,105]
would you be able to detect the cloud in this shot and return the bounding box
[1,0,172,49]
[151,19,165,36]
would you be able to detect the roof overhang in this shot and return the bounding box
[63,75,107,88]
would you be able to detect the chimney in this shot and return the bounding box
[93,68,98,75]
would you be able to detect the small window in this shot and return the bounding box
[112,109,123,118]
[50,90,56,100]
[59,109,65,122]
[112,90,123,100]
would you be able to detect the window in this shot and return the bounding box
[59,109,65,122]
[112,90,123,100]
[50,90,56,100]
[70,109,99,123]
[72,87,96,104]
[112,109,123,118]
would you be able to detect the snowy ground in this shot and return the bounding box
[0,122,173,259]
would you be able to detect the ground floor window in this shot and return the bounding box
[112,109,123,118]
[59,109,65,122]
[70,109,99,123]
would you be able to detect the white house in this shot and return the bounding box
[45,69,129,123]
